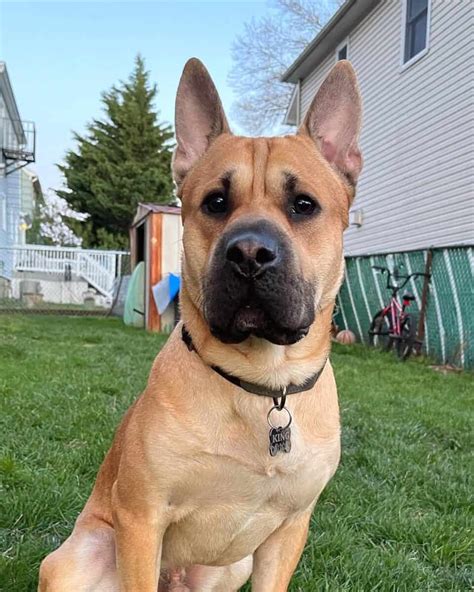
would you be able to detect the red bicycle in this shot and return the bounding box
[368,266,430,360]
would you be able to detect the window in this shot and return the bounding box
[336,39,349,62]
[338,45,347,60]
[404,0,430,64]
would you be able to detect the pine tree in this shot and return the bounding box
[57,55,174,249]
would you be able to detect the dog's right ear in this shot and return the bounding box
[298,60,363,186]
[173,58,231,188]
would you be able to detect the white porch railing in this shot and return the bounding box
[12,244,128,298]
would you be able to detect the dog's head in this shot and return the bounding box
[174,59,362,347]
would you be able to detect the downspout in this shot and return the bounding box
[296,79,302,126]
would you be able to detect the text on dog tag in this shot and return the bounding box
[269,426,291,456]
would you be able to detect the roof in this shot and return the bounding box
[0,62,22,122]
[131,203,181,227]
[0,62,26,142]
[281,0,381,83]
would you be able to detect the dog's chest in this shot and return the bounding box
[161,424,339,567]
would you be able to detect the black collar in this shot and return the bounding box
[181,325,326,399]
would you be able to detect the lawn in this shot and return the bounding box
[0,315,472,592]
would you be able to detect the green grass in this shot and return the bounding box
[0,315,472,591]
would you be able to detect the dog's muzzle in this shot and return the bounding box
[203,219,315,345]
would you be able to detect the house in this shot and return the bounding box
[0,61,37,275]
[19,168,43,241]
[283,0,473,255]
[0,62,127,310]
[282,0,473,367]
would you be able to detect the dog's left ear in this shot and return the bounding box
[173,58,231,188]
[298,60,363,186]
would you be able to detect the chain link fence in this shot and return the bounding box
[2,244,472,367]
[335,245,474,369]
[0,245,130,316]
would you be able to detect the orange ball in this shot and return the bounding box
[336,329,356,345]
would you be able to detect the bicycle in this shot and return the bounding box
[368,265,430,360]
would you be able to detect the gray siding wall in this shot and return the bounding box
[0,95,6,167]
[299,0,474,256]
[0,171,24,277]
[0,82,23,251]
[0,171,21,250]
[6,170,21,245]
[0,91,9,250]
[0,176,8,251]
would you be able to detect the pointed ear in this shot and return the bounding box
[173,58,231,188]
[298,60,363,185]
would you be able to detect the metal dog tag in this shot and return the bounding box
[267,394,293,456]
[269,425,292,456]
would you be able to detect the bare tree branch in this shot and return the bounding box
[229,0,343,134]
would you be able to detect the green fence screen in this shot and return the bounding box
[335,245,473,369]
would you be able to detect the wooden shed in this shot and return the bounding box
[129,203,182,332]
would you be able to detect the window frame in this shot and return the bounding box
[400,0,431,70]
[335,38,350,62]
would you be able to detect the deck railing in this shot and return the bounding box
[1,118,36,174]
[12,244,128,299]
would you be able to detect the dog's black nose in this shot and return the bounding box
[225,231,279,278]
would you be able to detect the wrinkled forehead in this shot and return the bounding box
[181,134,348,208]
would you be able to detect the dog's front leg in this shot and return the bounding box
[251,510,312,592]
[112,483,168,592]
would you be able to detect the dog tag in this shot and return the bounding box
[269,426,292,456]
[267,395,292,456]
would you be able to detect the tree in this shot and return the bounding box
[27,189,89,247]
[57,55,174,249]
[229,0,343,134]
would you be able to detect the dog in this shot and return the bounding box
[39,57,362,592]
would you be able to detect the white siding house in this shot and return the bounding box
[0,64,37,244]
[282,0,474,256]
[0,62,37,277]
[0,65,126,306]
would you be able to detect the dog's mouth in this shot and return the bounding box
[203,219,315,346]
[209,301,311,346]
[234,305,266,333]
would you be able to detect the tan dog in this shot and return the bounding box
[39,58,362,592]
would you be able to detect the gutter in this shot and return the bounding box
[281,0,380,83]
[281,0,356,82]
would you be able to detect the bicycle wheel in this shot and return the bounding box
[368,311,393,351]
[397,314,417,360]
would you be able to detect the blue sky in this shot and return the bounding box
[0,1,271,192]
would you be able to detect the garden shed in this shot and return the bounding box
[129,203,182,332]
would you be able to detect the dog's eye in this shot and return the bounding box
[202,192,228,216]
[290,195,319,218]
